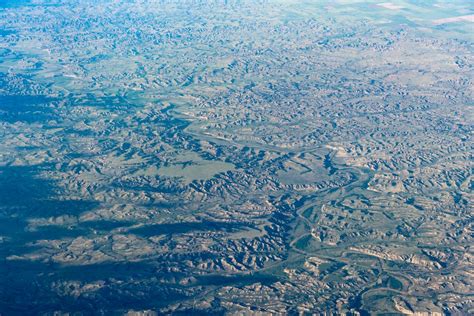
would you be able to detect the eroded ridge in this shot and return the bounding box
[0,0,472,314]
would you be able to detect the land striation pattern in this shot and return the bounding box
[0,0,473,314]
